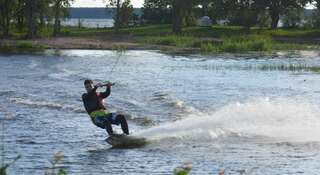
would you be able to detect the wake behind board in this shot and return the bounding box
[106,134,148,148]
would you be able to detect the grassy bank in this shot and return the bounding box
[0,41,46,54]
[1,24,320,54]
[59,25,320,53]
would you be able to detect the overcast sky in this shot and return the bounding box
[72,0,144,8]
[72,0,315,9]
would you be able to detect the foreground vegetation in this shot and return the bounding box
[0,41,46,54]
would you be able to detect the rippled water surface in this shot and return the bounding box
[1,50,320,174]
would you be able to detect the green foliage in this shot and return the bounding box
[173,163,192,175]
[200,42,219,53]
[221,35,272,52]
[0,155,21,175]
[266,28,320,38]
[0,165,8,175]
[56,24,320,53]
[310,9,320,28]
[272,42,313,50]
[52,0,74,37]
[228,0,259,28]
[142,35,198,47]
[119,24,172,36]
[57,169,67,175]
[0,0,73,38]
[112,44,128,52]
[0,0,17,36]
[254,0,311,28]
[118,0,134,27]
[142,0,172,24]
[199,35,273,53]
[282,6,304,28]
[0,41,46,54]
[44,152,68,175]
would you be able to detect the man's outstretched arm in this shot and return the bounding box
[101,85,111,99]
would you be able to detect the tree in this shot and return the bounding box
[52,0,73,37]
[282,6,304,28]
[15,0,25,32]
[142,0,172,24]
[254,0,312,29]
[118,0,134,27]
[0,0,17,37]
[200,0,210,16]
[316,0,320,9]
[172,0,193,34]
[310,0,320,28]
[206,0,233,21]
[228,0,259,29]
[106,0,121,32]
[38,0,51,29]
[172,0,183,33]
[25,0,38,39]
[106,0,134,31]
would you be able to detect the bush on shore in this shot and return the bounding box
[0,41,46,54]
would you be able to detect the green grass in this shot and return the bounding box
[0,41,46,54]
[199,35,315,53]
[8,24,320,39]
[140,33,314,53]
[3,24,320,53]
[220,35,273,52]
[265,28,320,38]
[141,35,199,47]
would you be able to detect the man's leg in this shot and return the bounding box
[116,114,129,135]
[93,115,114,136]
[104,119,113,135]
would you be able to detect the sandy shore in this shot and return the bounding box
[0,35,164,50]
[35,36,159,50]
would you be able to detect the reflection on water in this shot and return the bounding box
[1,50,320,174]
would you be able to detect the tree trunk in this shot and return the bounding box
[2,0,10,37]
[16,0,24,32]
[115,0,121,33]
[4,13,9,37]
[0,9,6,37]
[0,15,5,37]
[269,7,280,29]
[172,0,183,34]
[39,11,45,29]
[201,0,209,16]
[53,1,61,37]
[26,0,37,39]
[17,16,24,32]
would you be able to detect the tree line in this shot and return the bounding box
[143,0,320,33]
[1,0,320,38]
[0,0,74,38]
[0,0,137,38]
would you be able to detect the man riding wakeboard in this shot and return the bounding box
[82,79,129,136]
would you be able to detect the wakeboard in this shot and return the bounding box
[106,134,148,148]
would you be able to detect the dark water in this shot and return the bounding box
[1,50,320,174]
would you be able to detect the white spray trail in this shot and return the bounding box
[137,98,320,142]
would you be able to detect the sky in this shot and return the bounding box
[71,0,144,8]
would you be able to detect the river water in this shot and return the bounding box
[1,50,320,174]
